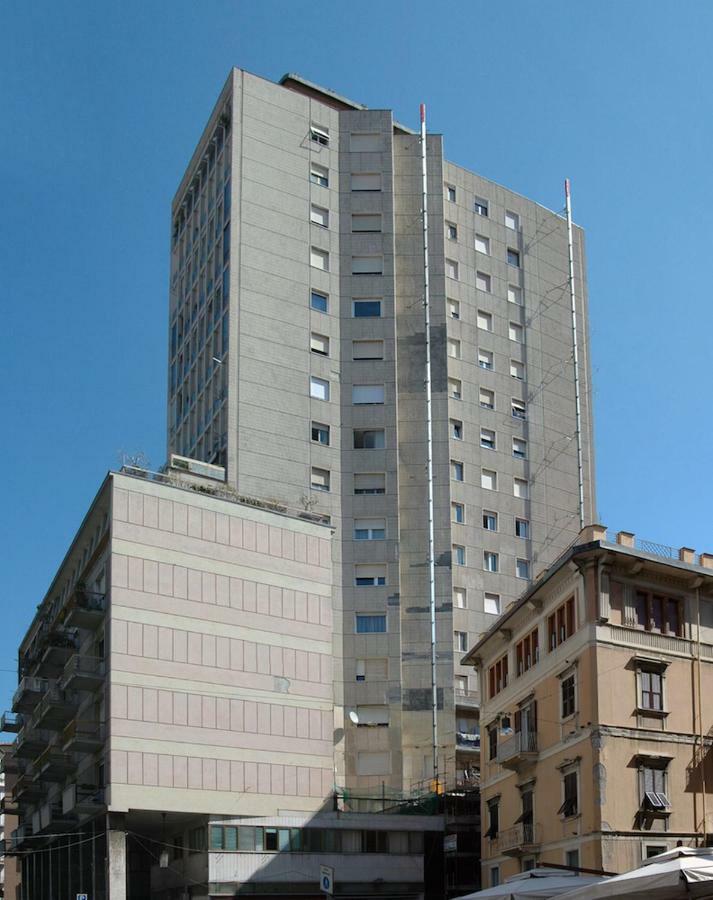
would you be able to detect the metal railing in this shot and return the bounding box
[497,731,538,764]
[12,676,48,709]
[494,822,537,852]
[605,531,680,561]
[456,731,481,750]
[455,688,479,707]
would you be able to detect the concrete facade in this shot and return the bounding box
[467,526,713,888]
[166,68,596,791]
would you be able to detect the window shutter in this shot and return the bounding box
[351,173,382,191]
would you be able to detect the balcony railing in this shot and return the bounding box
[14,725,52,760]
[0,711,23,733]
[62,783,106,816]
[497,731,538,767]
[31,685,78,730]
[455,689,479,709]
[59,654,105,691]
[12,676,48,713]
[456,731,481,752]
[493,822,537,854]
[65,589,106,629]
[61,718,104,754]
[24,628,79,677]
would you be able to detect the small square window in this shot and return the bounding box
[512,399,526,420]
[446,184,457,202]
[509,322,524,343]
[478,348,493,370]
[507,248,521,267]
[508,285,523,305]
[475,197,489,217]
[454,587,467,609]
[448,299,460,319]
[355,569,387,588]
[451,460,464,482]
[484,551,499,573]
[310,376,329,401]
[447,338,461,359]
[356,612,387,629]
[354,518,386,540]
[310,204,329,227]
[310,247,329,271]
[311,290,328,313]
[566,849,580,869]
[484,592,501,615]
[453,545,466,566]
[483,511,498,531]
[510,360,525,380]
[447,222,458,240]
[310,332,329,356]
[353,429,385,449]
[352,255,382,275]
[481,468,497,491]
[310,163,329,187]
[476,271,491,292]
[505,210,520,230]
[480,428,496,450]
[311,467,330,492]
[351,173,382,192]
[352,384,384,405]
[353,299,382,318]
[515,518,529,539]
[477,310,493,331]
[310,125,329,146]
[480,388,495,410]
[452,502,465,524]
[513,437,527,459]
[446,259,459,280]
[475,235,490,255]
[454,630,468,652]
[448,378,462,400]
[311,422,330,445]
[352,214,382,233]
[354,473,386,495]
[450,419,463,440]
[353,340,384,360]
[516,558,530,579]
[514,477,529,499]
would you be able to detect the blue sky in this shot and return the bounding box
[1,0,711,708]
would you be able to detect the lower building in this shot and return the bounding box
[0,744,20,899]
[464,525,713,888]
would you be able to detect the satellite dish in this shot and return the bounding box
[348,710,359,725]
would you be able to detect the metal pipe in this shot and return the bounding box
[564,179,585,530]
[697,587,707,842]
[420,103,439,789]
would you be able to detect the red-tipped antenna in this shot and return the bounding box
[420,103,425,124]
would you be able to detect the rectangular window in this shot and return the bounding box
[354,472,385,495]
[512,399,526,420]
[448,378,462,400]
[484,551,499,573]
[310,125,329,145]
[454,630,468,652]
[355,705,389,727]
[505,210,520,230]
[356,613,387,632]
[635,591,682,636]
[476,271,491,292]
[480,428,496,450]
[508,285,523,305]
[484,592,501,615]
[310,376,330,401]
[447,338,461,359]
[451,460,464,482]
[352,384,385,405]
[640,669,664,711]
[310,204,329,227]
[454,587,467,609]
[352,213,382,233]
[480,388,495,410]
[355,566,387,587]
[311,421,330,445]
[353,299,382,317]
[450,418,463,439]
[511,360,525,380]
[356,658,388,681]
[446,222,458,240]
[509,322,524,343]
[310,247,329,271]
[513,437,527,459]
[558,771,579,818]
[475,235,490,254]
[311,289,328,313]
[310,467,330,492]
[352,339,384,360]
[516,558,530,579]
[445,259,459,280]
[354,518,386,540]
[350,132,380,152]
[514,477,529,499]
[446,184,456,202]
[481,469,497,491]
[477,310,493,331]
[488,654,509,698]
[453,544,466,566]
[310,163,329,187]
[452,502,465,524]
[488,725,498,761]
[562,673,576,717]
[516,628,539,675]
[310,332,329,356]
[354,429,385,449]
[475,197,489,216]
[548,596,576,650]
[448,299,460,319]
[351,173,382,192]
[507,248,521,267]
[352,255,383,275]
[641,765,669,810]
[478,348,494,369]
[515,518,530,539]
[483,511,498,531]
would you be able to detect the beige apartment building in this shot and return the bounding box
[465,525,713,889]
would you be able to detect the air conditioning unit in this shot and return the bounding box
[169,454,225,483]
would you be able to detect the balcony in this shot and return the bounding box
[59,654,105,692]
[497,731,538,769]
[455,689,480,710]
[61,718,104,754]
[0,795,19,816]
[36,798,76,834]
[14,725,52,760]
[9,823,33,851]
[32,685,78,730]
[62,783,106,817]
[35,742,74,783]
[456,731,481,753]
[12,676,48,713]
[1,711,23,733]
[65,588,106,630]
[14,769,43,801]
[493,822,538,855]
[0,752,19,776]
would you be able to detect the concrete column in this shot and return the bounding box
[107,814,127,900]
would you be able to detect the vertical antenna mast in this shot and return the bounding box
[420,103,439,788]
[564,179,585,531]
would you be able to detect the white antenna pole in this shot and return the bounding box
[564,179,585,531]
[420,103,439,789]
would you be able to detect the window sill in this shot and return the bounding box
[637,707,668,719]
